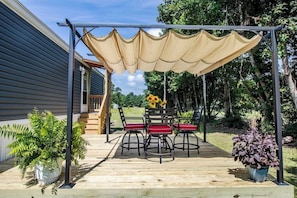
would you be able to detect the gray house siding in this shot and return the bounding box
[0,2,82,121]
[90,69,104,95]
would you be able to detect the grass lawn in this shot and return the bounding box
[110,107,145,129]
[111,107,297,197]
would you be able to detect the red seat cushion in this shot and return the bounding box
[174,124,197,131]
[148,125,172,135]
[125,124,145,130]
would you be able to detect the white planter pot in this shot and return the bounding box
[35,159,63,185]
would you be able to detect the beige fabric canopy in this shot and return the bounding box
[83,29,261,75]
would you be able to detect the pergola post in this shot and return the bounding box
[105,71,112,143]
[271,29,285,185]
[60,19,76,189]
[202,75,207,142]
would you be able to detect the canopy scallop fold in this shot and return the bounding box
[82,29,262,75]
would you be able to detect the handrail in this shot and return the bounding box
[88,95,104,112]
[97,94,107,134]
[86,94,106,134]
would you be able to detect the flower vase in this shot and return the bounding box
[247,165,269,182]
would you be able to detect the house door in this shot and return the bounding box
[80,68,89,113]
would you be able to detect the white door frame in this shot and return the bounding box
[80,67,89,113]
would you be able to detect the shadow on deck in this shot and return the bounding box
[0,132,294,198]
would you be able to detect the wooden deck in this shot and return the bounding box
[0,132,294,198]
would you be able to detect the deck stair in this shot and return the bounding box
[79,112,100,134]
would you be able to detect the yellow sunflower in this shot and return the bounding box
[149,102,156,108]
[160,100,167,107]
[146,94,165,108]
[153,95,160,103]
[146,94,154,102]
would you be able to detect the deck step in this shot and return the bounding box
[85,124,99,130]
[84,129,99,134]
[79,113,100,134]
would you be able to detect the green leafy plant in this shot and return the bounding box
[0,108,89,177]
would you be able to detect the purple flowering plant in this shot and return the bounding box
[232,128,280,170]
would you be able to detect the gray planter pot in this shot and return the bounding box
[247,165,269,182]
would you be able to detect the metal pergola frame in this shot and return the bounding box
[57,19,286,188]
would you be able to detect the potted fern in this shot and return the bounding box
[0,108,89,185]
[231,127,280,182]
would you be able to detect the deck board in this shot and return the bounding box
[0,132,294,198]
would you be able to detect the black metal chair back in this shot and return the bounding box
[145,107,175,127]
[173,107,202,157]
[191,107,202,125]
[118,106,127,128]
[144,107,175,163]
[117,107,145,156]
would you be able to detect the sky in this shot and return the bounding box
[18,0,164,95]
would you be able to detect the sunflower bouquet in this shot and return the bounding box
[146,94,167,108]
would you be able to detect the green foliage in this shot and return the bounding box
[284,123,297,139]
[0,108,88,177]
[179,110,193,118]
[157,0,223,27]
[175,111,193,124]
[111,85,145,107]
[150,0,297,140]
[144,71,165,97]
[162,1,296,132]
[112,86,124,106]
[219,115,248,129]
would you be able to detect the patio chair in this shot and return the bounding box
[118,107,145,156]
[173,107,202,157]
[144,107,175,163]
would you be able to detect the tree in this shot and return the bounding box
[111,86,145,107]
[112,86,123,106]
[256,1,297,128]
[229,0,297,130]
[153,0,226,116]
[155,0,242,119]
[155,0,297,132]
[157,0,224,27]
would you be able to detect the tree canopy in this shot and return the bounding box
[142,0,297,135]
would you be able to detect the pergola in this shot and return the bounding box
[57,19,285,188]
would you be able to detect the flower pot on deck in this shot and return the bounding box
[247,165,269,182]
[34,159,63,185]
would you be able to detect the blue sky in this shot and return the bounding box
[19,0,163,95]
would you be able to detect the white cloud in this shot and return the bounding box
[127,75,134,81]
[146,28,163,37]
[127,75,136,86]
[112,71,146,95]
[127,73,144,87]
[135,73,145,82]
